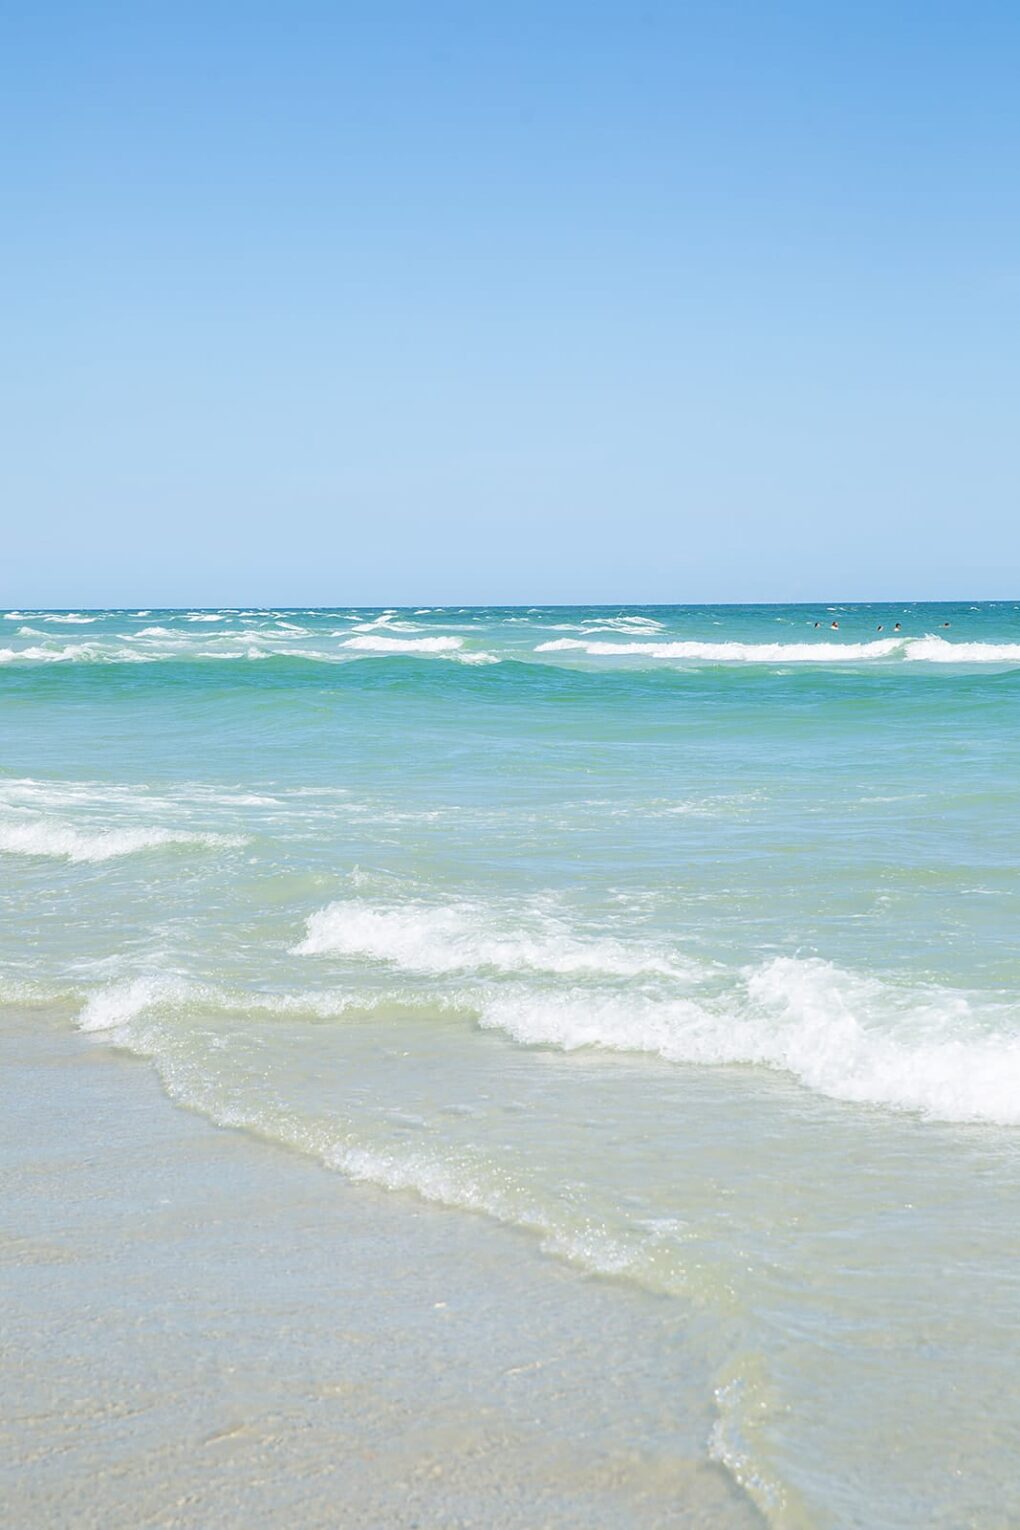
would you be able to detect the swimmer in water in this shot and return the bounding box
[831,621,839,630]
[943,621,951,627]
[877,625,884,632]
[894,622,901,631]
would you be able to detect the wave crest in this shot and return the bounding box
[479,957,1020,1124]
[535,635,1020,665]
[293,897,692,979]
[0,817,247,863]
[536,637,903,662]
[340,634,464,654]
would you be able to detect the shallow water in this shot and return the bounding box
[3,1012,753,1529]
[3,602,1020,1525]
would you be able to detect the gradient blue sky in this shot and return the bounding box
[3,1,1019,605]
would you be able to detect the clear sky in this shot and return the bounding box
[3,1,1019,606]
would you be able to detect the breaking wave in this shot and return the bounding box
[534,635,1020,665]
[340,634,464,654]
[0,817,247,863]
[291,897,1020,1123]
[477,958,1020,1124]
[293,897,693,979]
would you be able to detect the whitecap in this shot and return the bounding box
[904,636,1020,663]
[0,643,145,664]
[477,957,1020,1125]
[535,638,903,662]
[292,897,693,980]
[0,816,248,863]
[341,635,463,654]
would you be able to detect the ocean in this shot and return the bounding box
[3,601,1020,1526]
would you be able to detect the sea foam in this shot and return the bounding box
[904,636,1020,663]
[535,637,903,661]
[477,958,1020,1124]
[0,817,247,863]
[535,635,1020,665]
[341,634,464,654]
[293,898,692,979]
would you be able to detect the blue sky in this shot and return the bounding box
[3,1,1019,604]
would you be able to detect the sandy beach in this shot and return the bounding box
[2,1009,756,1528]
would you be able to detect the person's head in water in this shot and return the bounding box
[877,625,884,632]
[831,621,839,629]
[814,621,820,628]
[942,621,951,627]
[894,622,901,631]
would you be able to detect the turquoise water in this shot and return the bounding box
[3,602,1020,1526]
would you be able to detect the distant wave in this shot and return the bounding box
[579,615,667,634]
[535,635,1020,665]
[3,619,1019,669]
[536,637,903,661]
[350,611,401,632]
[903,636,1020,663]
[0,636,469,665]
[340,634,464,654]
[0,643,151,664]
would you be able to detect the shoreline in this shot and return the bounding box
[2,1010,757,1528]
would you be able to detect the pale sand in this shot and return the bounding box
[1,1011,757,1528]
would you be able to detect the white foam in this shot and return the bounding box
[73,973,450,1034]
[904,636,1020,663]
[8,621,1016,668]
[293,898,692,979]
[580,615,667,634]
[533,634,1020,666]
[477,958,1020,1124]
[350,611,400,632]
[0,640,165,665]
[42,612,97,624]
[341,635,463,654]
[0,816,247,863]
[78,973,190,1034]
[535,637,903,662]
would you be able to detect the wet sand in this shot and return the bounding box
[1,1011,757,1528]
